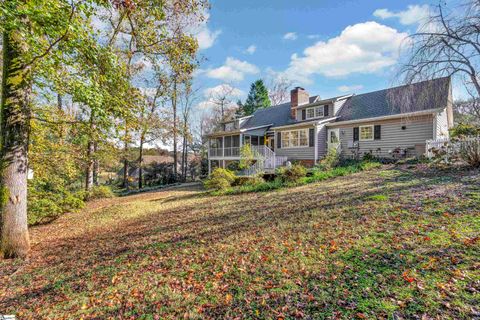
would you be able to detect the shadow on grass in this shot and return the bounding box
[1,166,477,318]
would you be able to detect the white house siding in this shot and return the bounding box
[328,114,435,158]
[434,109,449,139]
[316,124,328,158]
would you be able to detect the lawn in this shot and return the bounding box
[1,165,479,319]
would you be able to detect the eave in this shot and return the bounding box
[326,108,443,127]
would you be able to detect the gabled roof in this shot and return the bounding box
[336,77,451,122]
[240,102,296,129]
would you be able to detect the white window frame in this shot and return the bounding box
[305,106,325,120]
[281,129,309,148]
[359,125,374,141]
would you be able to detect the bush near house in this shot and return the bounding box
[212,160,383,196]
[458,138,480,167]
[276,164,307,183]
[317,147,340,170]
[204,168,237,190]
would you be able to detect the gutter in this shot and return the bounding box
[240,123,273,133]
[272,117,338,130]
[325,108,444,127]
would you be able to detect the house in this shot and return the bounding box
[206,77,453,173]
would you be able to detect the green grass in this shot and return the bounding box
[1,165,479,319]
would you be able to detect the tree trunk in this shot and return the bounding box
[122,124,129,190]
[93,142,99,186]
[172,81,178,178]
[0,30,31,259]
[138,134,144,189]
[57,94,62,111]
[85,141,94,191]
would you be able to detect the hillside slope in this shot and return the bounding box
[1,165,479,319]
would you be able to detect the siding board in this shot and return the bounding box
[328,115,434,158]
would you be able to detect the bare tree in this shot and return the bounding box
[454,97,480,123]
[267,76,292,106]
[400,0,480,99]
[179,85,200,181]
[208,84,239,120]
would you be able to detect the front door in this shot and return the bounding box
[328,129,340,151]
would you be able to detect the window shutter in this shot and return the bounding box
[302,109,306,120]
[309,128,315,147]
[353,127,359,141]
[277,132,281,149]
[374,125,381,140]
[324,105,329,117]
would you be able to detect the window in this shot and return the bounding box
[330,130,339,143]
[305,106,325,119]
[281,129,309,148]
[360,125,374,141]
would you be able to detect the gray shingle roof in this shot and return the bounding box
[240,102,296,129]
[336,77,451,122]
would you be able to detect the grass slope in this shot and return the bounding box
[1,165,479,319]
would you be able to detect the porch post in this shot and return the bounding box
[222,136,225,157]
[208,160,211,175]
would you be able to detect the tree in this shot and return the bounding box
[400,0,480,102]
[208,84,239,120]
[241,79,271,116]
[0,0,119,258]
[268,76,292,106]
[454,98,480,124]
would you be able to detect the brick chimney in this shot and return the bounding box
[290,87,309,119]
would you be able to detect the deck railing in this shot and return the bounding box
[426,137,480,161]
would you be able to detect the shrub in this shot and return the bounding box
[318,147,340,170]
[276,164,307,183]
[450,123,480,138]
[234,175,265,187]
[85,185,115,200]
[459,138,480,167]
[28,197,64,225]
[362,152,376,161]
[204,168,236,190]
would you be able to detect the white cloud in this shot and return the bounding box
[337,85,364,93]
[206,57,259,82]
[244,45,257,55]
[283,32,298,41]
[307,34,320,39]
[193,12,221,50]
[373,5,430,25]
[281,21,409,84]
[204,84,244,98]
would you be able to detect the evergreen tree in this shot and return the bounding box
[242,80,271,115]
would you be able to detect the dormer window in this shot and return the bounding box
[305,105,325,119]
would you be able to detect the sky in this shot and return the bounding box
[193,0,462,111]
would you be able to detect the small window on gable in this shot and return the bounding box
[305,106,325,119]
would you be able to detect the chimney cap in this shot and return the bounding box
[293,86,305,91]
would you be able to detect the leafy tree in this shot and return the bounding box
[241,79,271,116]
[0,0,113,258]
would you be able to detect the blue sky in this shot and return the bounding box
[193,0,457,109]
